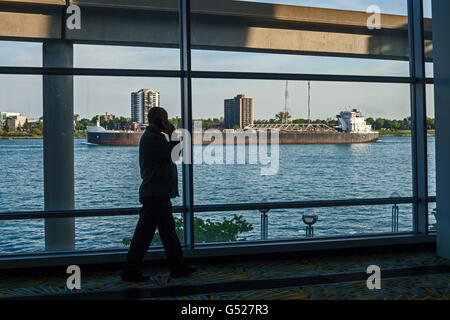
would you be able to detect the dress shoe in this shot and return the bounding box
[170,264,197,278]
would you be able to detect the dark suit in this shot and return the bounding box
[125,126,183,273]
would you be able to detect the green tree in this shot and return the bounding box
[122,214,253,246]
[31,128,42,136]
[366,117,374,126]
[374,118,385,130]
[426,118,435,130]
[275,112,291,124]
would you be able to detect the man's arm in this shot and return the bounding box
[155,134,180,162]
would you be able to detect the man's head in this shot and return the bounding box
[148,107,168,130]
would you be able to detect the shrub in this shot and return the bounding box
[122,214,253,246]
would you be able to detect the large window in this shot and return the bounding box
[0,0,434,259]
[0,73,43,254]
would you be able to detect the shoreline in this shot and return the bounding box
[0,131,436,140]
[0,136,87,140]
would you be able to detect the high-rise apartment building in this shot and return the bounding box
[6,115,27,132]
[0,112,21,128]
[131,89,160,125]
[224,94,254,129]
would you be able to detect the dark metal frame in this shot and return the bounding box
[408,0,429,235]
[0,0,435,261]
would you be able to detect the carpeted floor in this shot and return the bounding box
[0,249,449,299]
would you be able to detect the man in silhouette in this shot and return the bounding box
[122,107,196,282]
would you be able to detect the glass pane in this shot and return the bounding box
[423,0,433,78]
[195,204,413,245]
[192,79,412,206]
[76,212,183,251]
[427,84,435,198]
[0,219,45,255]
[73,76,183,249]
[74,76,182,210]
[237,1,407,13]
[428,202,437,233]
[192,0,409,75]
[0,75,44,255]
[0,41,42,67]
[192,50,410,77]
[74,45,180,70]
[0,75,43,213]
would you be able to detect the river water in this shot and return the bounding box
[0,137,436,254]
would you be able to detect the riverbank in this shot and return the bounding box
[0,130,436,139]
[0,136,87,139]
[379,130,435,136]
[0,130,87,139]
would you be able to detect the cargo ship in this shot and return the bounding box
[86,109,379,146]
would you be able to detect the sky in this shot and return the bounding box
[0,0,434,121]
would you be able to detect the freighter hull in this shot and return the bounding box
[87,131,143,146]
[87,131,379,146]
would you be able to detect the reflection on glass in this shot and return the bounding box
[193,0,409,74]
[194,204,413,244]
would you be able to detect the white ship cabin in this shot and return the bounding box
[337,109,373,133]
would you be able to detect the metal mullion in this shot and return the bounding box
[0,66,182,78]
[191,71,412,83]
[1,197,415,220]
[194,197,415,213]
[179,0,194,249]
[408,0,428,234]
[0,66,413,84]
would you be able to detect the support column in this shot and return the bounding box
[43,40,75,251]
[432,0,450,258]
[179,0,194,249]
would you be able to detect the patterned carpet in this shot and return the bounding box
[159,274,450,300]
[0,249,449,299]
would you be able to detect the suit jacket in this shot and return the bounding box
[139,126,180,202]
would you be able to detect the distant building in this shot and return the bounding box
[6,115,27,132]
[131,89,160,125]
[0,112,21,128]
[102,112,115,122]
[114,121,140,132]
[224,94,254,129]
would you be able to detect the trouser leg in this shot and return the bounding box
[157,200,184,269]
[125,200,161,272]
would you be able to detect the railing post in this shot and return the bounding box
[260,209,269,240]
[392,203,399,233]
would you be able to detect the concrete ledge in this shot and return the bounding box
[0,233,436,270]
[0,0,433,60]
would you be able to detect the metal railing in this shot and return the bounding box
[0,196,421,221]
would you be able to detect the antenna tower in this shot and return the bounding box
[308,81,311,124]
